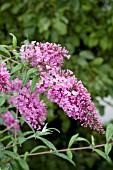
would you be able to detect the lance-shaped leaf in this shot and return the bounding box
[54,152,76,166]
[106,124,113,143]
[31,76,39,93]
[0,45,11,57]
[11,63,23,74]
[67,150,73,159]
[9,33,17,49]
[93,149,112,164]
[22,70,28,88]
[36,136,57,151]
[75,137,90,145]
[27,68,38,77]
[105,143,112,155]
[0,97,5,107]
[16,157,29,170]
[30,145,47,153]
[68,134,79,148]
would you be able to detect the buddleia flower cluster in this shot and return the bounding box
[0,62,11,93]
[0,42,105,134]
[10,79,46,130]
[1,111,20,131]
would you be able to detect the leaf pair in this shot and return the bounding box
[67,134,90,159]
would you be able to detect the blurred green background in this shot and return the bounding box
[0,0,113,169]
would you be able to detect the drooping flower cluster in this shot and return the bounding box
[46,70,104,133]
[1,111,20,130]
[20,41,70,71]
[10,80,46,130]
[0,62,10,93]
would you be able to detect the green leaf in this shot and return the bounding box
[75,137,90,145]
[93,149,107,159]
[30,145,47,153]
[22,72,39,93]
[22,70,28,88]
[48,128,60,134]
[23,62,29,67]
[0,117,4,125]
[106,124,113,143]
[106,155,112,164]
[79,50,94,60]
[9,33,17,49]
[67,150,73,159]
[1,45,13,50]
[93,149,112,164]
[16,158,29,170]
[4,150,17,158]
[22,131,34,137]
[11,63,23,74]
[68,134,79,148]
[91,135,95,146]
[13,51,22,59]
[0,141,4,151]
[1,3,11,12]
[13,145,17,153]
[30,76,39,93]
[54,152,76,166]
[10,110,16,119]
[88,37,98,47]
[0,57,10,63]
[0,136,10,142]
[36,130,52,137]
[6,140,14,147]
[91,57,104,66]
[36,136,57,151]
[41,123,48,132]
[0,45,11,57]
[0,97,5,107]
[26,133,35,140]
[27,68,38,77]
[18,137,26,145]
[10,160,18,169]
[24,151,29,161]
[105,143,112,155]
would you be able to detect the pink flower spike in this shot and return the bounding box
[0,62,11,93]
[1,111,20,131]
[10,80,47,130]
[47,70,105,134]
